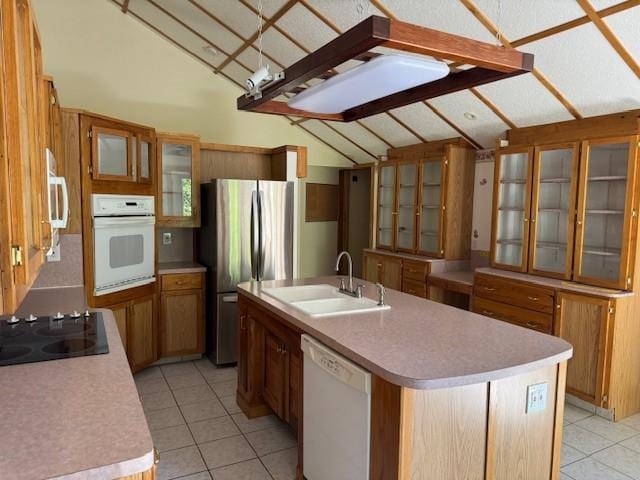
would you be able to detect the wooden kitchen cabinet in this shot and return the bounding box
[555,292,612,406]
[0,0,51,313]
[236,295,302,432]
[128,295,156,372]
[362,251,403,290]
[159,272,205,358]
[105,295,157,373]
[492,115,640,290]
[375,138,475,259]
[157,133,200,227]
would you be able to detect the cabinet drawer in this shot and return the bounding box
[472,297,553,334]
[402,278,426,298]
[403,260,429,282]
[161,273,203,291]
[474,274,554,314]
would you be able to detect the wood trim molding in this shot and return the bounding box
[576,0,640,78]
[511,0,640,48]
[423,101,483,150]
[470,87,516,129]
[121,0,130,14]
[215,0,298,72]
[199,142,273,154]
[459,0,582,120]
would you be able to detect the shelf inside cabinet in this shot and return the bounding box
[422,182,441,187]
[585,209,624,215]
[498,207,525,212]
[422,205,441,209]
[582,246,621,257]
[496,239,523,246]
[539,177,571,184]
[399,184,416,189]
[588,176,627,182]
[536,241,567,250]
[420,230,438,236]
[538,208,568,213]
[500,179,528,185]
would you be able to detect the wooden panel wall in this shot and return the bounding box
[305,183,339,222]
[200,148,273,181]
[444,145,476,260]
[401,383,487,480]
[59,109,82,234]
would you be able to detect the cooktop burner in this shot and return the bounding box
[0,312,109,366]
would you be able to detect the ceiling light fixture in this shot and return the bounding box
[289,54,449,114]
[464,112,477,120]
[237,16,534,122]
[202,45,218,56]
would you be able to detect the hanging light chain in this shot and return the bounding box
[257,0,264,69]
[496,0,503,46]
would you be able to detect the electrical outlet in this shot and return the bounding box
[526,382,548,413]
[46,244,61,263]
[162,232,172,245]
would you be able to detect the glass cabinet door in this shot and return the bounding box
[492,148,533,271]
[161,142,194,218]
[574,137,637,289]
[396,162,418,252]
[137,136,153,184]
[376,164,396,249]
[529,144,578,278]
[417,158,445,256]
[92,127,133,181]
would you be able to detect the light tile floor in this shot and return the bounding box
[134,358,297,480]
[137,359,640,480]
[561,403,640,479]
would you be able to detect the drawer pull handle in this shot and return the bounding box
[481,310,495,316]
[408,289,416,294]
[483,287,496,292]
[527,296,539,301]
[377,263,382,267]
[525,322,538,328]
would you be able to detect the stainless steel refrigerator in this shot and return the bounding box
[197,179,294,364]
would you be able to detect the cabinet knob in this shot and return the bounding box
[482,310,495,317]
[525,322,537,329]
[483,287,496,292]
[527,296,539,301]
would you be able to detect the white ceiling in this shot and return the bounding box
[111,0,640,164]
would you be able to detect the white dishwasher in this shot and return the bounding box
[302,334,371,480]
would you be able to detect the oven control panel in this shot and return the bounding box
[91,194,155,216]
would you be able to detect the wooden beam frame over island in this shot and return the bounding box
[236,15,534,122]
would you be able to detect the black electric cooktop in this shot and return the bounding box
[0,312,109,367]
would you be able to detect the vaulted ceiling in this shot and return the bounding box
[110,0,640,164]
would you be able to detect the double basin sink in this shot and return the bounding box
[262,284,390,317]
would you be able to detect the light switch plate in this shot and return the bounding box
[162,232,172,245]
[526,382,548,413]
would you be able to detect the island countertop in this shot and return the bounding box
[238,276,572,390]
[0,309,154,480]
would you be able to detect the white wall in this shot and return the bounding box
[471,151,496,252]
[31,0,350,168]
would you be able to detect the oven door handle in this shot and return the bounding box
[93,216,156,227]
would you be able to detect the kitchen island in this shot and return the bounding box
[0,304,155,480]
[237,276,573,480]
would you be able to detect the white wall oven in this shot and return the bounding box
[46,148,69,257]
[92,194,155,296]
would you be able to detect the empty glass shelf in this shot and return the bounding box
[422,205,441,209]
[422,182,441,187]
[498,207,525,211]
[588,176,627,182]
[536,241,567,250]
[586,209,624,215]
[538,208,568,213]
[539,177,571,184]
[500,179,528,184]
[420,230,438,236]
[496,239,523,246]
[582,246,621,257]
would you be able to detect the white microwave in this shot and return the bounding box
[92,194,156,296]
[46,148,69,257]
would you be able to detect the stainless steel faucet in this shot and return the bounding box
[335,251,364,297]
[375,283,385,306]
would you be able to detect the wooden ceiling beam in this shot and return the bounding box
[459,0,582,120]
[322,122,379,160]
[576,0,640,78]
[470,87,516,129]
[424,102,483,150]
[511,0,640,48]
[215,0,298,73]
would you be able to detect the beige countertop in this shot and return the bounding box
[475,267,634,299]
[15,286,87,317]
[0,308,154,480]
[238,276,572,390]
[158,261,207,275]
[429,270,475,287]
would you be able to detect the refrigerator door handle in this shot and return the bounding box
[250,190,259,280]
[258,191,266,279]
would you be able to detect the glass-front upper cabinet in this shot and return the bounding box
[574,136,638,289]
[417,157,445,256]
[492,147,533,271]
[137,137,153,184]
[528,144,579,279]
[92,127,133,181]
[395,162,418,252]
[157,133,200,227]
[376,163,397,250]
